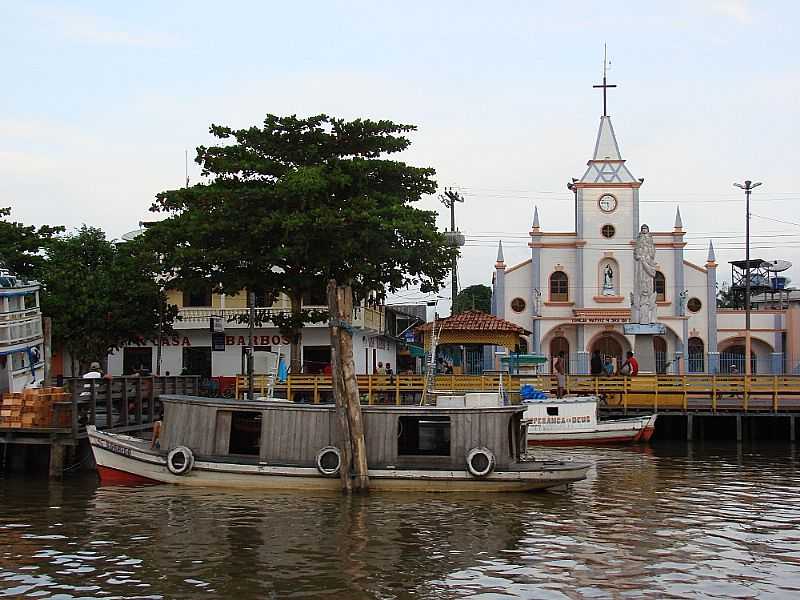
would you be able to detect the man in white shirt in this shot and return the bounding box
[82,362,103,379]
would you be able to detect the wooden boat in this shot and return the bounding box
[87,394,590,492]
[525,396,656,445]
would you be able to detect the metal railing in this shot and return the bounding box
[233,373,800,413]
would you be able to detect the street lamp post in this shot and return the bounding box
[567,178,578,232]
[733,180,762,376]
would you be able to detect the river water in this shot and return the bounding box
[1,443,799,599]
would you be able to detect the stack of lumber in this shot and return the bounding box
[0,387,70,428]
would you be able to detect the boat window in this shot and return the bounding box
[229,411,262,456]
[398,416,450,456]
[546,406,559,416]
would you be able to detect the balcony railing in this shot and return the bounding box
[176,305,385,332]
[0,315,43,347]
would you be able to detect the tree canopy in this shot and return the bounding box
[452,284,492,314]
[40,227,176,369]
[0,207,63,279]
[145,114,457,368]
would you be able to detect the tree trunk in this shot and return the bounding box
[327,281,353,494]
[327,280,369,493]
[289,292,303,374]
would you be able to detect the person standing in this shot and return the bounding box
[620,351,639,376]
[553,351,566,399]
[603,356,615,376]
[590,351,603,376]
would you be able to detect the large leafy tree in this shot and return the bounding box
[147,114,456,492]
[147,114,456,371]
[452,284,492,314]
[40,227,176,373]
[0,207,63,279]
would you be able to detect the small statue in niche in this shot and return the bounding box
[602,264,615,296]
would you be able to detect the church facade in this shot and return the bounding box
[491,108,788,375]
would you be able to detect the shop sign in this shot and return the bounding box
[212,332,226,351]
[367,337,388,350]
[225,335,292,347]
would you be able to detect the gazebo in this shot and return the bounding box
[416,310,531,375]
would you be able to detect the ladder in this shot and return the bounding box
[420,315,443,406]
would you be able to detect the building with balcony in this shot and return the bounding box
[103,289,396,378]
[0,266,44,393]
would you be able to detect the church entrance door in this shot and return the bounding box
[592,335,623,372]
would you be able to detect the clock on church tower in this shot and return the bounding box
[598,194,617,213]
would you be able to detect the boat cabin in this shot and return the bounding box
[523,396,599,430]
[159,395,528,471]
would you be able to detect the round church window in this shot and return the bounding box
[510,297,526,313]
[687,298,702,313]
[601,224,616,239]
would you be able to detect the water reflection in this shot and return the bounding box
[1,443,799,599]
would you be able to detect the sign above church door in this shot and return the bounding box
[571,308,631,325]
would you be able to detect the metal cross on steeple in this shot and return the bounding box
[592,44,616,117]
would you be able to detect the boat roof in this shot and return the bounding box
[160,395,526,414]
[523,396,598,405]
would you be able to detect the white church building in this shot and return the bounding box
[491,94,790,375]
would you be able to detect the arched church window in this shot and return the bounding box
[655,272,666,302]
[601,224,615,239]
[549,272,568,302]
[688,337,705,373]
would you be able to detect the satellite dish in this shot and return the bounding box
[761,260,792,273]
[121,229,145,241]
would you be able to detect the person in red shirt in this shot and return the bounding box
[621,351,639,376]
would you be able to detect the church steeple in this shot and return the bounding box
[578,116,637,184]
[674,207,684,231]
[495,240,505,269]
[532,206,540,230]
[706,240,717,266]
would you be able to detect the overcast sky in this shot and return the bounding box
[3,1,798,310]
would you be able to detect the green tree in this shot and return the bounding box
[147,114,456,492]
[452,284,492,314]
[147,114,455,371]
[716,283,737,308]
[0,207,63,279]
[40,227,176,373]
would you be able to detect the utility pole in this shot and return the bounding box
[733,180,762,376]
[440,188,465,312]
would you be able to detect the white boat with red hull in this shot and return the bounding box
[525,396,656,446]
[88,394,590,493]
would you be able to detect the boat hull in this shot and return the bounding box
[88,427,588,493]
[528,415,657,446]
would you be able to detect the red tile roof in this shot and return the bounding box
[416,310,530,335]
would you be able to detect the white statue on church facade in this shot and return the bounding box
[632,224,658,324]
[601,264,615,296]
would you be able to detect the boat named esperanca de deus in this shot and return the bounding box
[88,394,590,492]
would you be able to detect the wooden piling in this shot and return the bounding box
[49,442,64,480]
